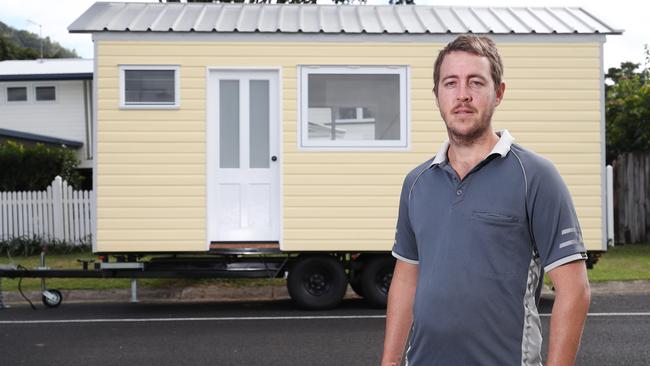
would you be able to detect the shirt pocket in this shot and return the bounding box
[467,210,529,277]
[471,211,520,225]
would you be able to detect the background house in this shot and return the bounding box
[0,58,93,188]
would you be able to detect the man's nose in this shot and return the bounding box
[456,84,472,102]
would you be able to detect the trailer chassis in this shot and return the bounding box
[0,248,395,310]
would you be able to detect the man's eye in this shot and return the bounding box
[444,81,456,88]
[470,80,484,87]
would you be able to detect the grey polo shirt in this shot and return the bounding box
[392,130,587,366]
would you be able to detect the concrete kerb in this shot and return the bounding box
[1,281,648,306]
[0,285,362,306]
[587,280,650,294]
[540,280,650,300]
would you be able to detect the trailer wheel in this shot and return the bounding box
[287,255,347,310]
[42,289,62,308]
[360,256,395,308]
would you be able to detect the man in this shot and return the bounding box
[381,35,591,366]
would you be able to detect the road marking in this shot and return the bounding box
[587,312,650,317]
[542,313,650,317]
[0,314,387,324]
[2,312,650,325]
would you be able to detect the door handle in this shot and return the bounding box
[271,156,277,162]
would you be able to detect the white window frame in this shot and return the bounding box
[5,85,30,104]
[119,65,180,109]
[298,65,409,151]
[33,83,58,103]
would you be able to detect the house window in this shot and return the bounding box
[7,87,28,102]
[35,86,56,101]
[120,65,179,108]
[299,66,409,149]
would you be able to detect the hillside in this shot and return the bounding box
[0,20,78,60]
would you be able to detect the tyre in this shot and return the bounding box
[287,255,348,310]
[42,289,63,308]
[360,256,395,308]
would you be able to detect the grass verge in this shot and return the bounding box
[587,244,650,282]
[0,253,284,292]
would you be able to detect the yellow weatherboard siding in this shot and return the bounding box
[95,40,603,252]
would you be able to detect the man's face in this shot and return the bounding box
[435,51,505,142]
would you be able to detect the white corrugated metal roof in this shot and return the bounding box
[69,2,622,35]
[0,59,93,77]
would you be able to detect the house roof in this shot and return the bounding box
[68,2,622,35]
[0,59,93,82]
[0,129,83,149]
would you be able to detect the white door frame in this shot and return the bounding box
[206,67,282,247]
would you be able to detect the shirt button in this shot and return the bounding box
[456,189,463,196]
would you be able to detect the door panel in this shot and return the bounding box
[216,183,242,230]
[249,183,272,228]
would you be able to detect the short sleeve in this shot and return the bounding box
[528,161,587,272]
[391,174,419,264]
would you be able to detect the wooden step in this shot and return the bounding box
[210,242,280,250]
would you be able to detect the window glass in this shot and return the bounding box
[301,67,407,149]
[35,86,56,101]
[124,69,175,104]
[7,87,27,102]
[249,80,270,169]
[219,80,240,168]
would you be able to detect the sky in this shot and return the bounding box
[0,0,647,71]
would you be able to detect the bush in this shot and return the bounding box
[0,236,91,257]
[0,140,83,191]
[605,48,650,162]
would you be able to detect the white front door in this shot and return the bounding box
[207,70,280,243]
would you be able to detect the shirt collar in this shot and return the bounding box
[429,130,515,168]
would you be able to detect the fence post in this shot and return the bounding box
[606,165,615,247]
[52,176,64,241]
[0,276,7,309]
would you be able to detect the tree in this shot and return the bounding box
[0,21,77,61]
[605,45,650,162]
[0,34,39,60]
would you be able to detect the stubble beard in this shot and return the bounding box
[443,107,495,146]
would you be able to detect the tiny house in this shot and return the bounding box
[66,2,620,308]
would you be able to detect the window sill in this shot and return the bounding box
[119,104,180,110]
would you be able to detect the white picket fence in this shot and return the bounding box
[0,176,94,245]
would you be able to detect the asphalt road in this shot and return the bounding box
[0,294,648,366]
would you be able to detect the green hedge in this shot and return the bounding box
[0,236,91,257]
[0,140,83,191]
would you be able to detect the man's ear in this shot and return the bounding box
[495,82,506,106]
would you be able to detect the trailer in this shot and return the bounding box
[0,247,392,309]
[1,3,620,309]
